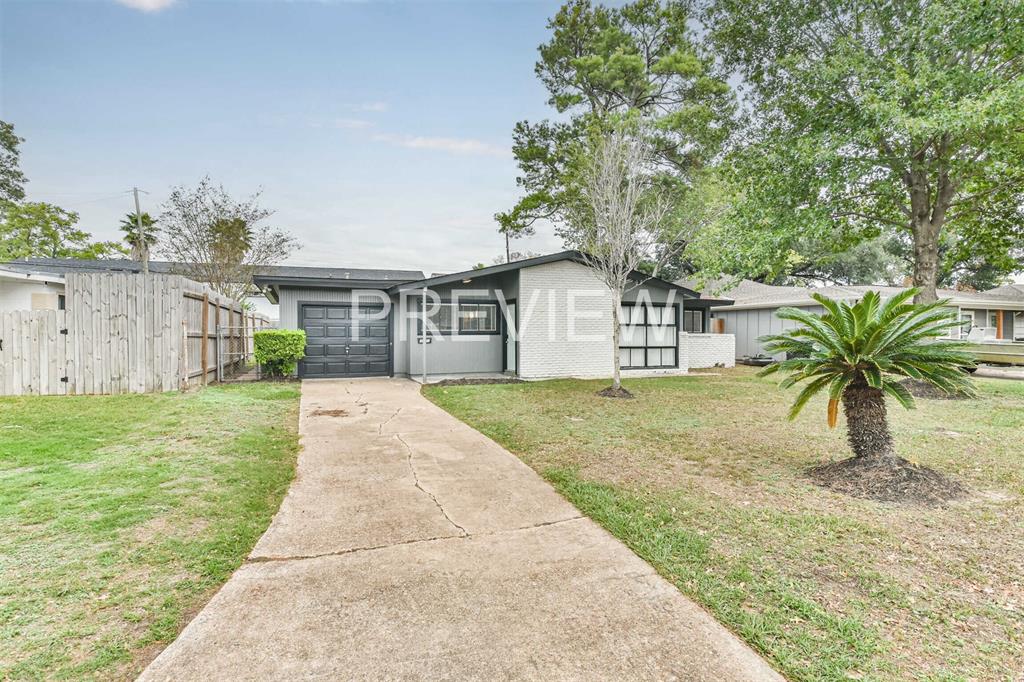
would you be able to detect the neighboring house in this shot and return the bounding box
[2,258,282,323]
[254,251,734,381]
[684,278,1024,359]
[0,265,66,312]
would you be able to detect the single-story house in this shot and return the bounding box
[0,265,66,312]
[682,278,1024,360]
[254,251,735,381]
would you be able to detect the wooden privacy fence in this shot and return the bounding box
[0,310,68,396]
[0,272,269,396]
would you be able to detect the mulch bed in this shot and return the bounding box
[597,386,634,399]
[899,379,973,400]
[808,455,967,505]
[432,377,524,387]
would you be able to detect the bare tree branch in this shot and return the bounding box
[156,177,300,301]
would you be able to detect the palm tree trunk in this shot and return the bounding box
[842,377,894,460]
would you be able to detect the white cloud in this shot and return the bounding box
[372,133,508,158]
[114,0,177,11]
[354,101,389,113]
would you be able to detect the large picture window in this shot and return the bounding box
[420,302,498,334]
[618,304,678,369]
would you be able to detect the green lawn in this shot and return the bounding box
[424,368,1024,682]
[0,382,300,680]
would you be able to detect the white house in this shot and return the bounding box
[0,265,65,312]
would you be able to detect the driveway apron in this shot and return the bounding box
[140,378,782,681]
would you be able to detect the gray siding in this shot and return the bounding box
[277,286,409,375]
[712,305,823,359]
[401,274,513,377]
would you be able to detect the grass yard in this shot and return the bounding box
[424,368,1024,682]
[0,382,300,680]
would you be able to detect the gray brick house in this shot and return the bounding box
[254,251,734,381]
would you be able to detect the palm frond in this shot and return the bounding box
[761,289,976,421]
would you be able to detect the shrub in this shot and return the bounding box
[254,329,306,377]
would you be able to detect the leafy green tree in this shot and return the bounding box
[885,230,1022,291]
[703,0,1024,303]
[760,289,974,500]
[498,0,734,245]
[158,177,298,301]
[1,200,123,260]
[774,238,902,286]
[118,212,158,261]
[0,120,27,203]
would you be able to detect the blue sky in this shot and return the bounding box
[1,0,567,272]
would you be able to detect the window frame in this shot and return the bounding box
[682,309,703,333]
[418,300,501,336]
[618,303,679,370]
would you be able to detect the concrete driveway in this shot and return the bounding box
[141,378,781,681]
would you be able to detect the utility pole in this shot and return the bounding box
[132,187,149,275]
[505,230,511,264]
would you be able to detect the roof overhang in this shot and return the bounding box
[0,266,65,285]
[253,275,415,304]
[685,297,734,308]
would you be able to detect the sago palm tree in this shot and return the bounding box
[759,289,975,500]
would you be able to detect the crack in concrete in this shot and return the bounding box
[395,433,469,537]
[378,408,402,435]
[248,533,457,563]
[246,515,586,564]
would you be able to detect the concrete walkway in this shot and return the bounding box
[141,379,781,681]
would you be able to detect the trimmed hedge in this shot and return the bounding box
[254,329,306,377]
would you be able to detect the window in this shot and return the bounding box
[682,310,702,333]
[420,302,498,334]
[422,303,455,332]
[458,303,497,332]
[618,304,678,369]
[959,312,974,337]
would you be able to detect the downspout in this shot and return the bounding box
[421,287,427,384]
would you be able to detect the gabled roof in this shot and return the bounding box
[984,283,1024,300]
[675,277,794,302]
[389,250,706,298]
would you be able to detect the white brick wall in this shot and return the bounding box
[516,260,729,379]
[680,333,735,369]
[518,260,615,379]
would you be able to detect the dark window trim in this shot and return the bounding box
[416,298,504,336]
[619,302,679,369]
[682,309,703,333]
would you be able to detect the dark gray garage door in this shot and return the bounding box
[299,304,391,378]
